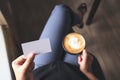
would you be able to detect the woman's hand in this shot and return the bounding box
[78,49,98,80]
[12,53,35,80]
[78,49,93,73]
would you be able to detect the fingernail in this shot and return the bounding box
[29,53,35,58]
[83,49,86,53]
[83,49,88,56]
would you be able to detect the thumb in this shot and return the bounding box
[22,53,35,71]
[82,49,88,58]
[78,55,82,64]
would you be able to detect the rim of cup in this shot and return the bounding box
[62,32,86,55]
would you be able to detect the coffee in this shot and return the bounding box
[63,33,86,54]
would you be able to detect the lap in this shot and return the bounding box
[34,4,73,69]
[34,4,81,69]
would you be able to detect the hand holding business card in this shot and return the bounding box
[21,38,52,56]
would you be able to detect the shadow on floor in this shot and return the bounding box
[92,56,105,80]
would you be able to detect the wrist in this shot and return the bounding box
[82,70,92,74]
[79,67,92,74]
[81,70,98,80]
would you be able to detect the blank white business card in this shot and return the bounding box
[21,38,52,56]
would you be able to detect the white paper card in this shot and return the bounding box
[21,38,52,56]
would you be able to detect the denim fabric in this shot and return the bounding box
[34,4,81,69]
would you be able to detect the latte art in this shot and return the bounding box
[68,36,81,50]
[63,33,86,54]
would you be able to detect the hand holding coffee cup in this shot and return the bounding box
[63,33,86,54]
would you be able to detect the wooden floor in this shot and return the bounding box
[1,0,120,80]
[73,0,120,80]
[75,0,120,80]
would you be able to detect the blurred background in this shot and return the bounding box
[0,0,120,80]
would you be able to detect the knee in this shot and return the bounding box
[55,4,68,8]
[54,4,72,12]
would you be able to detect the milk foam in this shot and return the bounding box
[68,36,81,49]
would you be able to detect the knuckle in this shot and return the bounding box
[11,61,15,67]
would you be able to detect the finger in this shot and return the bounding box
[31,62,35,70]
[78,55,82,64]
[78,50,86,60]
[79,55,82,61]
[83,50,94,63]
[28,62,35,72]
[82,49,88,58]
[23,53,35,71]
[79,49,88,64]
[12,55,26,66]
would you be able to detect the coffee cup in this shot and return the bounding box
[63,33,86,54]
